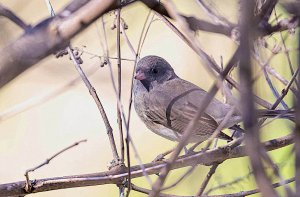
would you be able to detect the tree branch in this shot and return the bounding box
[0,134,292,197]
[0,3,29,30]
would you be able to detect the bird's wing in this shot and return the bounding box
[145,86,232,141]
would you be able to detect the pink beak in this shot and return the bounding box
[134,70,146,80]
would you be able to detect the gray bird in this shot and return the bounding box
[133,55,241,143]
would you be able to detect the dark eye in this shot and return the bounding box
[151,68,158,74]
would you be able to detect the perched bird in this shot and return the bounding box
[133,55,240,143]
[133,56,294,144]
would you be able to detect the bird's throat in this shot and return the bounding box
[140,79,151,92]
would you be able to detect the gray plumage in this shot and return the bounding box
[133,55,242,143]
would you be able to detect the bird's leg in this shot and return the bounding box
[172,131,189,154]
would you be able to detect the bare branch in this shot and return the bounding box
[196,163,220,196]
[0,134,293,196]
[0,3,29,30]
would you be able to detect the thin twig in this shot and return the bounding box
[270,68,299,110]
[24,139,87,192]
[76,48,135,61]
[45,0,120,164]
[131,177,295,197]
[253,48,289,109]
[196,163,220,196]
[100,17,152,186]
[204,170,253,195]
[161,166,195,191]
[274,9,295,78]
[252,48,297,95]
[116,9,125,165]
[139,13,156,55]
[196,0,233,27]
[0,3,29,30]
[126,10,151,130]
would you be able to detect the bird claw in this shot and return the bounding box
[152,154,167,163]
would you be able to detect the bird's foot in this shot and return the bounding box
[152,149,174,162]
[152,154,167,163]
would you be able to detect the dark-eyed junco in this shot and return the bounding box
[133,55,240,143]
[133,56,294,144]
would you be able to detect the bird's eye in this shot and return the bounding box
[151,68,158,74]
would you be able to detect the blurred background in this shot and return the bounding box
[0,0,296,196]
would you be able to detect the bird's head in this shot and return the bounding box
[134,56,177,91]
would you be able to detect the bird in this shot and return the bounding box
[133,55,241,144]
[133,55,294,144]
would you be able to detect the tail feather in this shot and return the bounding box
[217,131,233,141]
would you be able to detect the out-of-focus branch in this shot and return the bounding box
[0,134,293,196]
[0,0,136,88]
[295,9,300,196]
[197,0,234,27]
[0,3,29,30]
[182,16,233,37]
[196,163,220,196]
[238,0,277,196]
[131,177,295,197]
